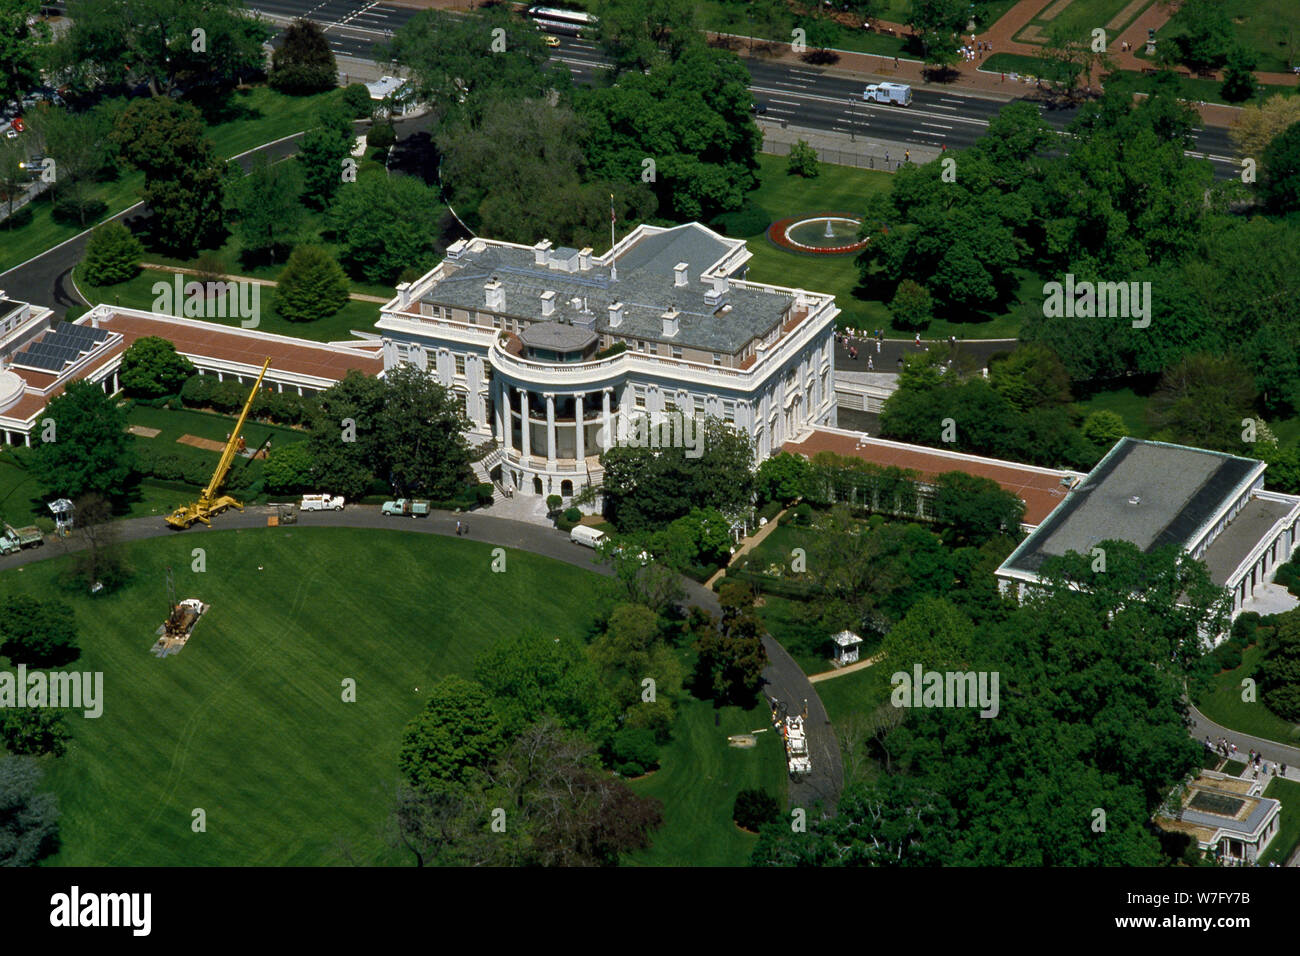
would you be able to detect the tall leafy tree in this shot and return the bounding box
[273,245,349,323]
[297,105,354,211]
[399,676,505,791]
[373,363,471,498]
[111,97,226,254]
[227,153,304,263]
[0,596,78,667]
[25,104,117,226]
[268,18,337,94]
[119,335,195,398]
[307,369,387,499]
[1147,353,1258,453]
[0,757,60,867]
[81,221,144,286]
[594,0,700,73]
[329,172,443,283]
[31,380,133,501]
[1261,121,1300,215]
[0,0,50,104]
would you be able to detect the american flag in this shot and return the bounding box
[610,193,616,225]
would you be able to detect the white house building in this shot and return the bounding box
[376,222,840,500]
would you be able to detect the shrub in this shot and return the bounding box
[1230,611,1262,648]
[274,245,350,323]
[563,507,582,523]
[0,710,69,757]
[786,139,819,177]
[733,788,781,832]
[546,494,563,515]
[1212,641,1243,672]
[342,83,374,119]
[792,502,813,526]
[268,19,338,94]
[81,221,143,286]
[474,483,494,507]
[180,374,217,408]
[51,194,107,226]
[367,122,396,152]
[1,205,33,229]
[607,727,659,777]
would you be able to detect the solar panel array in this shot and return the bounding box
[12,322,111,373]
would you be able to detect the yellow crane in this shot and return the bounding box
[165,358,272,530]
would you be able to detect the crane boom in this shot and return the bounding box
[165,358,272,530]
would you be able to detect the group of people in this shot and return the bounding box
[841,328,885,370]
[961,38,991,62]
[1205,736,1291,780]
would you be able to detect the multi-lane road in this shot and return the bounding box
[241,0,1238,173]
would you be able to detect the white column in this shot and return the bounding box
[545,393,556,465]
[602,388,612,451]
[520,389,531,459]
[575,393,585,462]
[495,380,506,447]
[277,381,283,393]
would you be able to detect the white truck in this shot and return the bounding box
[299,494,345,512]
[570,525,608,549]
[863,82,912,106]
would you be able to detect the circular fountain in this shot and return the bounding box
[767,213,870,255]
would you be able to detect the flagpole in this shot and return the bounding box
[610,193,617,282]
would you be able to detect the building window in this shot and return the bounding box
[723,401,735,423]
[712,353,722,366]
[672,345,683,359]
[693,396,705,417]
[634,389,646,409]
[455,355,466,376]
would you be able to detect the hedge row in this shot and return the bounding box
[180,375,317,426]
[134,443,263,494]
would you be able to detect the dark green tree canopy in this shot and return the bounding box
[31,380,134,502]
[119,335,196,399]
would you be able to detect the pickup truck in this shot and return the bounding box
[0,523,43,554]
[299,494,345,512]
[381,499,430,517]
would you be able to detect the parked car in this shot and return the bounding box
[570,525,607,549]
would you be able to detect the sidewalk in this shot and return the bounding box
[705,506,788,589]
[139,263,390,303]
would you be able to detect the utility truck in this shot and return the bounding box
[299,494,345,512]
[382,499,430,517]
[862,82,912,106]
[0,523,43,554]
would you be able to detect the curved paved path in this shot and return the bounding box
[1187,701,1300,780]
[0,504,844,813]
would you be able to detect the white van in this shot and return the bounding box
[300,494,345,511]
[863,82,912,106]
[570,525,608,549]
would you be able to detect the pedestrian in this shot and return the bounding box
[885,151,889,164]
[914,332,921,347]
[894,56,899,68]
[867,355,873,370]
[456,520,462,535]
[904,149,910,163]
[941,143,946,152]
[1283,763,1289,777]
[1231,742,1238,756]
[875,338,881,353]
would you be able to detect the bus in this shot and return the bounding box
[527,5,598,38]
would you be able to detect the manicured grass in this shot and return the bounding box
[741,522,816,572]
[1074,385,1151,438]
[74,266,382,343]
[126,403,305,448]
[1192,644,1300,745]
[623,695,787,866]
[1162,0,1300,75]
[1222,758,1248,776]
[1020,0,1155,44]
[815,665,889,728]
[5,527,604,866]
[0,86,346,274]
[1259,777,1300,866]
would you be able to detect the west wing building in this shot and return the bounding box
[376,223,839,500]
[997,437,1300,624]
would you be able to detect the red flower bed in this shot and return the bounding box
[766,214,870,256]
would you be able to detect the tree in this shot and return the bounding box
[373,363,471,499]
[55,0,269,97]
[111,98,226,255]
[0,137,25,225]
[1148,353,1258,452]
[595,0,699,74]
[273,245,349,323]
[329,172,443,284]
[307,370,386,499]
[0,596,78,667]
[227,154,304,263]
[691,580,768,706]
[786,139,819,178]
[577,44,760,222]
[399,676,505,791]
[297,105,354,212]
[0,0,50,105]
[988,344,1071,413]
[1261,121,1300,215]
[262,440,316,494]
[929,472,1025,545]
[755,451,809,506]
[1230,95,1300,164]
[379,8,560,126]
[342,83,373,119]
[662,507,733,569]
[475,633,617,742]
[31,380,133,501]
[589,603,684,731]
[887,279,933,331]
[81,222,144,286]
[67,492,131,592]
[1220,44,1258,104]
[25,103,116,226]
[733,788,781,832]
[269,18,338,94]
[0,710,70,758]
[1171,0,1234,74]
[119,336,195,399]
[1258,612,1300,722]
[881,596,974,671]
[1081,410,1127,450]
[0,757,60,867]
[906,0,966,73]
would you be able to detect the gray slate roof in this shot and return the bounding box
[1003,438,1264,576]
[421,225,792,354]
[519,322,597,352]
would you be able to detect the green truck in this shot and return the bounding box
[381,499,430,518]
[0,523,44,554]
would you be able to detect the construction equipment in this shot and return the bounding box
[153,566,208,656]
[0,522,44,553]
[165,358,271,530]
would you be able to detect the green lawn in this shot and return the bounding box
[1075,385,1151,438]
[1018,0,1156,45]
[815,665,889,728]
[1192,645,1300,745]
[1161,0,1300,75]
[73,266,383,343]
[624,695,787,866]
[6,528,604,866]
[1259,777,1300,866]
[0,86,347,274]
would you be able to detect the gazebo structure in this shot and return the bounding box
[47,498,73,534]
[831,630,863,666]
